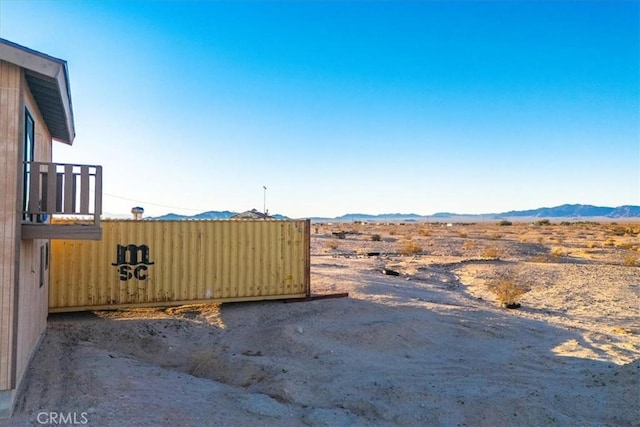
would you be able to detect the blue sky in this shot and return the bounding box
[1,1,638,218]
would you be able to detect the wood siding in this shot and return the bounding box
[14,77,51,386]
[0,60,52,393]
[0,60,20,391]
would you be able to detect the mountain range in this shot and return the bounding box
[147,204,640,222]
[151,210,289,221]
[310,204,639,222]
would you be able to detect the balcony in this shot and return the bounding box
[21,162,103,240]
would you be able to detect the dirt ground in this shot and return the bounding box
[4,221,640,426]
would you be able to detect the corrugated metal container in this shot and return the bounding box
[49,220,311,312]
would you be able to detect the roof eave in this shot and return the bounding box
[0,38,75,145]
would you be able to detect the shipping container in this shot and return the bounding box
[49,220,311,312]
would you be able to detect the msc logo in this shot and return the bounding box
[111,244,155,281]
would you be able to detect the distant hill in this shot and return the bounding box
[495,204,616,218]
[309,204,640,222]
[334,213,424,221]
[150,210,288,220]
[609,205,640,218]
[144,204,638,222]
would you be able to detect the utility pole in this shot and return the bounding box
[263,186,267,215]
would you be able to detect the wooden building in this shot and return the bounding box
[0,38,102,416]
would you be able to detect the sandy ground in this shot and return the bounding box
[3,222,640,426]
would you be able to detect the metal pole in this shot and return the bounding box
[263,186,267,215]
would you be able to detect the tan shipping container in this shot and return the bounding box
[49,220,311,312]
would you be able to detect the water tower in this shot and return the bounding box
[131,206,144,220]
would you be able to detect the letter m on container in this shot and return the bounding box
[111,244,154,281]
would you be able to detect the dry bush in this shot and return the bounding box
[482,246,501,259]
[458,232,468,238]
[624,253,638,267]
[463,241,476,250]
[586,241,598,249]
[529,255,551,263]
[486,272,531,308]
[400,240,422,256]
[617,242,634,250]
[551,247,565,258]
[491,232,503,240]
[609,225,629,236]
[603,238,616,247]
[370,234,381,242]
[607,224,640,237]
[325,240,339,251]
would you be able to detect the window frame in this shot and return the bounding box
[23,108,35,221]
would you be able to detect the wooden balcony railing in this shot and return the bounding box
[21,162,103,240]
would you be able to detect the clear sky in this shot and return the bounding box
[1,1,638,218]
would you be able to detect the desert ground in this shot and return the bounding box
[4,220,640,426]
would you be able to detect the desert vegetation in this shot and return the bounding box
[485,271,531,308]
[312,219,640,268]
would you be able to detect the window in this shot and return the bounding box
[23,109,35,221]
[39,243,48,288]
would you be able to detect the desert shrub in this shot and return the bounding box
[529,255,551,263]
[486,272,531,308]
[463,241,476,250]
[400,240,422,256]
[551,247,565,258]
[586,241,598,249]
[617,242,634,250]
[603,238,616,247]
[607,225,640,236]
[482,246,500,259]
[573,221,600,227]
[609,225,628,236]
[491,232,503,240]
[458,232,468,238]
[497,220,513,226]
[370,234,381,242]
[325,240,339,250]
[420,228,430,237]
[536,219,551,226]
[624,253,638,267]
